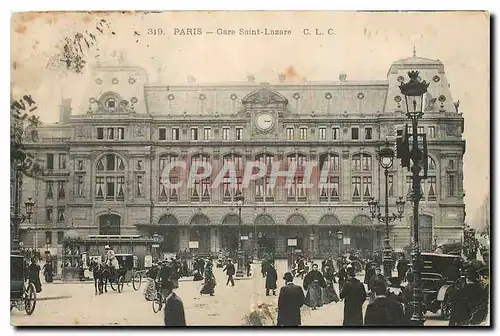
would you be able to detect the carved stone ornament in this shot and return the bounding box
[75,125,88,138]
[135,126,145,137]
[242,89,288,106]
[446,124,458,136]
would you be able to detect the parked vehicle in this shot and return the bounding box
[10,254,36,315]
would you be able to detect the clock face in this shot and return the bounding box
[256,113,275,132]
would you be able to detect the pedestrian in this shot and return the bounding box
[277,272,305,326]
[265,263,278,296]
[223,258,235,286]
[396,253,410,282]
[261,258,269,278]
[364,258,376,290]
[369,267,388,299]
[144,262,159,301]
[303,264,326,310]
[245,259,251,277]
[337,263,348,293]
[163,280,186,326]
[28,258,42,293]
[200,261,216,296]
[364,284,407,326]
[43,261,53,283]
[322,265,339,304]
[340,267,366,326]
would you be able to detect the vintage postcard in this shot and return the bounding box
[10,11,490,327]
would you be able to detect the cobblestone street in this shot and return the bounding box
[11,260,449,326]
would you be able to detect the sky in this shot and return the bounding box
[10,11,490,224]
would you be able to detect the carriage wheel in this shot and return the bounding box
[109,279,117,291]
[132,272,142,291]
[24,283,37,315]
[152,292,163,313]
[117,276,125,293]
[440,290,452,320]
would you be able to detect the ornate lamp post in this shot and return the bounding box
[152,233,162,260]
[397,70,430,326]
[309,232,315,260]
[368,142,405,277]
[235,194,245,277]
[253,210,258,261]
[11,196,35,253]
[336,230,343,257]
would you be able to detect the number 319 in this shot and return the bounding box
[148,28,164,35]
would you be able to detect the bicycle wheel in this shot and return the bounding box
[132,272,142,291]
[152,293,163,313]
[109,278,117,291]
[24,283,37,315]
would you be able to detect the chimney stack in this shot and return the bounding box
[339,72,347,82]
[187,75,196,83]
[278,73,286,82]
[59,98,72,124]
[247,74,255,82]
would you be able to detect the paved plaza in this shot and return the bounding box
[11,260,449,326]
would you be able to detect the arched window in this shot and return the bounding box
[159,154,179,202]
[319,153,340,202]
[351,153,373,202]
[222,153,244,202]
[255,153,275,202]
[95,154,126,201]
[99,214,121,235]
[286,153,309,202]
[190,154,211,202]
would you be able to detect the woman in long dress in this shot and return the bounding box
[303,264,326,310]
[323,266,339,304]
[200,262,216,296]
[143,263,158,301]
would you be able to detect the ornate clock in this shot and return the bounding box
[255,112,275,132]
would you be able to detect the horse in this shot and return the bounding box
[89,260,106,295]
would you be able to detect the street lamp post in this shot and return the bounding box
[235,194,245,277]
[253,211,258,261]
[368,142,406,277]
[336,230,343,257]
[397,70,430,326]
[11,192,35,254]
[309,232,315,260]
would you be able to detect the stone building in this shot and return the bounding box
[21,55,466,260]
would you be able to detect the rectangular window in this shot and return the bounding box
[362,155,372,171]
[388,175,394,197]
[319,127,326,140]
[172,128,180,141]
[363,177,372,198]
[97,127,104,140]
[418,126,425,135]
[57,207,65,222]
[396,129,403,137]
[77,160,84,171]
[117,127,125,140]
[428,126,436,138]
[351,127,359,140]
[107,128,114,139]
[159,128,167,141]
[365,127,373,140]
[191,128,198,141]
[222,128,230,140]
[58,153,67,169]
[46,207,53,222]
[106,154,115,171]
[45,231,52,245]
[106,177,115,199]
[332,127,340,140]
[136,175,144,197]
[299,127,308,140]
[352,156,362,171]
[330,176,340,200]
[428,176,436,200]
[203,127,212,140]
[235,127,243,140]
[448,175,455,196]
[137,160,143,170]
[448,159,455,170]
[286,127,294,140]
[58,181,65,199]
[57,231,64,244]
[352,177,361,200]
[46,153,54,170]
[46,181,53,198]
[169,177,179,200]
[95,177,104,199]
[117,177,125,200]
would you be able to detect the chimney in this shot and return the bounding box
[187,75,196,83]
[278,73,286,82]
[59,98,72,124]
[247,74,255,83]
[339,72,347,82]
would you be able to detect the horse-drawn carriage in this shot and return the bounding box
[90,253,142,294]
[10,254,36,315]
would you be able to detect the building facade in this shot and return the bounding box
[21,55,466,259]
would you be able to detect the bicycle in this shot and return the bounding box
[152,281,164,313]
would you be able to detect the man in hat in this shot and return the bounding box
[223,258,235,286]
[369,266,388,296]
[340,267,366,326]
[163,280,186,326]
[364,282,406,326]
[104,245,119,272]
[277,272,305,326]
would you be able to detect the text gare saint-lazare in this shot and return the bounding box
[148,28,335,36]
